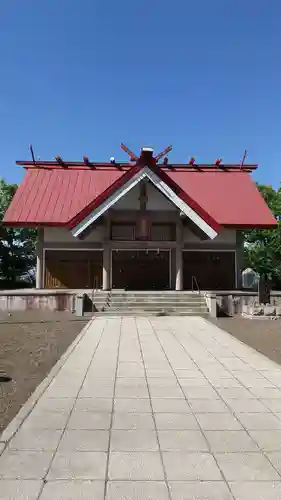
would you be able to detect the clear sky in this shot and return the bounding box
[0,0,280,187]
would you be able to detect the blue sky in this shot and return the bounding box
[0,0,280,187]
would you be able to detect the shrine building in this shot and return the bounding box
[3,145,277,291]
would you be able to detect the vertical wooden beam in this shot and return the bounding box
[102,246,110,291]
[88,258,91,288]
[175,220,183,290]
[36,228,44,288]
[236,231,244,289]
[103,215,111,290]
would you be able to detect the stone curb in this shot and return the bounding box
[0,317,94,451]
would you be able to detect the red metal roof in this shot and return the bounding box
[165,169,277,228]
[3,164,277,228]
[4,167,125,225]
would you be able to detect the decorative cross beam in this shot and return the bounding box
[120,143,172,164]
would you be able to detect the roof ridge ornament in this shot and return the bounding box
[120,143,172,166]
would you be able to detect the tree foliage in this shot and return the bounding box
[0,179,37,287]
[244,183,281,288]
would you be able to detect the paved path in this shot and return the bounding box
[1,317,281,499]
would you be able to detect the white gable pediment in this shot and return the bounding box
[113,181,176,211]
[71,166,218,239]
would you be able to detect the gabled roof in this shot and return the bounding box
[70,165,220,239]
[3,161,277,231]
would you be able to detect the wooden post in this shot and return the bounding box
[175,220,183,290]
[103,216,111,290]
[36,228,44,288]
[102,245,110,290]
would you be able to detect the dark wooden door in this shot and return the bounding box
[112,250,170,290]
[183,251,236,290]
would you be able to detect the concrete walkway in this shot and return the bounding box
[1,317,281,499]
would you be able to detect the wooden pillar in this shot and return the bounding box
[175,245,183,291]
[236,231,244,289]
[103,216,111,290]
[102,245,111,290]
[36,228,44,289]
[175,220,183,291]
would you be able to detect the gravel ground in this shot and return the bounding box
[211,317,281,366]
[0,311,87,433]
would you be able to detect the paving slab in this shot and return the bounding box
[47,451,107,480]
[112,413,155,430]
[2,316,281,496]
[0,479,42,500]
[114,398,151,413]
[236,412,281,430]
[195,412,244,431]
[67,410,111,430]
[162,451,223,480]
[151,398,192,413]
[169,481,233,500]
[215,451,280,481]
[204,430,260,452]
[39,480,105,500]
[158,430,209,451]
[0,450,53,479]
[229,481,281,500]
[58,429,109,452]
[110,430,159,451]
[108,451,164,480]
[249,430,281,451]
[106,481,170,500]
[154,413,199,430]
[8,428,63,451]
[188,398,230,413]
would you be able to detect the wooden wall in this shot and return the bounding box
[44,251,102,289]
[183,251,236,290]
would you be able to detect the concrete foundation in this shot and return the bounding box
[1,289,280,316]
[0,290,76,313]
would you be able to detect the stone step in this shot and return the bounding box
[85,290,208,316]
[108,303,206,309]
[110,292,200,297]
[105,308,208,314]
[110,295,203,300]
[93,301,206,308]
[91,311,209,317]
[109,298,203,302]
[108,294,204,301]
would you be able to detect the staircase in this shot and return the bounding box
[88,290,209,316]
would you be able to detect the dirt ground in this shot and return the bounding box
[0,311,87,433]
[211,317,281,366]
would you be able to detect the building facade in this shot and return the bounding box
[4,147,277,291]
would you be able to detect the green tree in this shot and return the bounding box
[0,179,37,287]
[244,184,281,288]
